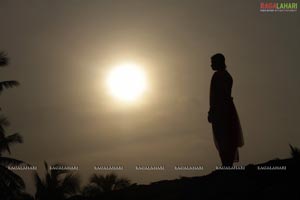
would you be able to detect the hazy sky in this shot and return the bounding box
[0,0,299,194]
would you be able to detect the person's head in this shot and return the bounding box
[211,53,226,71]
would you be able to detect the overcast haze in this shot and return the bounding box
[0,0,299,194]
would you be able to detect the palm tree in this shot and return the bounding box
[0,117,26,199]
[289,144,300,159]
[82,173,130,198]
[34,161,80,200]
[0,51,24,199]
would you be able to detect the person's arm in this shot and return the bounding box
[208,73,217,123]
[208,72,226,123]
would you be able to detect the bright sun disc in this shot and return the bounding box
[106,63,147,102]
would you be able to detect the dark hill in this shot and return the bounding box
[92,158,300,200]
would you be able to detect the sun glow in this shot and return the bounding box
[106,63,147,102]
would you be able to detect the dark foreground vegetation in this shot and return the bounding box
[2,149,300,200]
[102,156,300,200]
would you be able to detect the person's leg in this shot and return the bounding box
[213,122,236,166]
[218,144,236,167]
[219,152,233,167]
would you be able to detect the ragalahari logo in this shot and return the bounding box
[260,2,298,12]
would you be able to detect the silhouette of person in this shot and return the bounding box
[208,53,244,166]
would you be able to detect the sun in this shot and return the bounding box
[106,63,147,102]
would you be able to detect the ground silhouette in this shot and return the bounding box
[94,156,300,200]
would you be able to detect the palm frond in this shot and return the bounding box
[289,144,300,159]
[3,133,23,144]
[0,133,23,154]
[115,177,130,190]
[0,117,10,139]
[44,161,49,172]
[0,165,25,190]
[34,172,47,199]
[89,173,130,193]
[0,157,25,166]
[0,52,9,66]
[90,174,105,187]
[0,80,20,92]
[60,173,80,195]
[35,162,81,199]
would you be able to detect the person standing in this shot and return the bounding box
[208,53,244,166]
